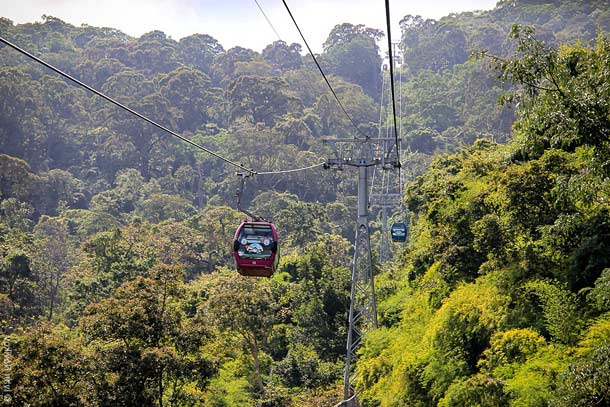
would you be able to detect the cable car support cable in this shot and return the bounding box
[0,35,327,179]
[281,0,368,139]
[235,172,265,221]
[369,71,388,207]
[384,0,401,169]
[253,0,282,41]
[0,36,258,175]
[257,162,326,175]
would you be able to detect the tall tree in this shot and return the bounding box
[262,40,303,72]
[322,23,384,97]
[179,33,224,75]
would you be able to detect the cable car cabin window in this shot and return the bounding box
[392,228,406,237]
[391,223,408,242]
[236,225,274,260]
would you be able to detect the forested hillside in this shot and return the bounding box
[359,25,610,407]
[0,0,609,405]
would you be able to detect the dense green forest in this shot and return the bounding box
[1,0,610,405]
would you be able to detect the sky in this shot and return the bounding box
[3,0,498,53]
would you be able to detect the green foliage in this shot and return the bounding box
[503,344,570,407]
[31,215,73,321]
[136,193,196,222]
[553,345,610,407]
[10,324,96,406]
[422,276,509,400]
[2,3,610,405]
[490,27,610,163]
[400,16,469,74]
[275,201,327,248]
[80,265,214,405]
[359,19,610,404]
[262,41,302,72]
[551,315,610,405]
[524,280,582,345]
[228,76,301,126]
[179,33,224,75]
[0,224,38,326]
[575,314,610,357]
[475,329,570,405]
[357,272,508,406]
[158,66,221,132]
[206,361,255,406]
[322,23,383,97]
[479,329,546,375]
[588,268,610,312]
[1,198,34,230]
[274,343,339,389]
[438,375,509,407]
[0,154,38,203]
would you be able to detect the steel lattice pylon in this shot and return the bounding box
[324,137,399,403]
[343,166,377,399]
[378,202,391,264]
[371,193,401,265]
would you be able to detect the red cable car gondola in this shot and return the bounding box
[232,221,279,277]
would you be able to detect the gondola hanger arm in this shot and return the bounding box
[235,172,266,222]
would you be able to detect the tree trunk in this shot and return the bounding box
[158,370,164,407]
[249,335,264,392]
[196,162,205,208]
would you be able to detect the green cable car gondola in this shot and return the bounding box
[390,222,408,242]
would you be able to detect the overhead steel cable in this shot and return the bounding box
[369,71,388,206]
[257,161,326,175]
[280,0,368,139]
[253,0,282,41]
[398,58,406,213]
[384,0,401,168]
[2,35,328,178]
[249,2,337,178]
[0,35,258,175]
